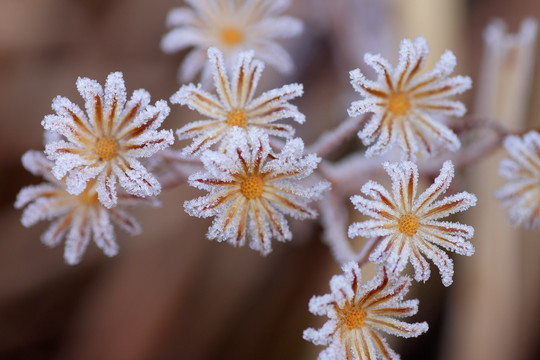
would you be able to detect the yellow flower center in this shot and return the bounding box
[388,93,410,115]
[226,108,248,127]
[221,26,244,46]
[398,214,419,236]
[343,307,366,330]
[95,137,118,161]
[241,176,264,199]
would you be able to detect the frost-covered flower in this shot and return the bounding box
[171,47,304,156]
[348,161,476,286]
[304,262,428,360]
[348,37,472,160]
[15,151,157,265]
[184,127,328,255]
[495,131,540,229]
[42,72,174,209]
[161,0,303,81]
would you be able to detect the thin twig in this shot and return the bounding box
[451,115,510,135]
[306,115,368,158]
[151,150,203,191]
[357,237,382,267]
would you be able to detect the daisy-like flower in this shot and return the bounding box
[495,131,540,229]
[15,151,157,265]
[42,72,174,209]
[303,262,428,360]
[348,37,472,160]
[171,47,304,156]
[161,0,303,82]
[348,161,476,286]
[184,127,329,255]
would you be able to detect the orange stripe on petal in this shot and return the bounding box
[116,102,140,134]
[65,108,93,137]
[371,306,416,317]
[358,271,388,306]
[235,200,248,242]
[196,178,235,186]
[118,113,159,140]
[107,97,118,135]
[357,83,389,99]
[93,95,104,136]
[179,121,222,136]
[121,138,165,151]
[191,92,227,115]
[265,192,312,216]
[415,103,456,112]
[422,199,463,218]
[367,327,394,358]
[201,192,237,211]
[413,85,453,99]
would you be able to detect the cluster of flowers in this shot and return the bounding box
[15,1,540,359]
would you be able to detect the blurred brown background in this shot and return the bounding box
[1,0,540,359]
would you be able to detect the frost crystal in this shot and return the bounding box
[348,161,477,286]
[184,127,329,255]
[171,47,305,156]
[303,262,428,360]
[42,72,174,208]
[161,0,303,81]
[15,151,157,265]
[496,131,540,229]
[348,37,472,160]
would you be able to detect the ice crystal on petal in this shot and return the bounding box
[348,161,477,286]
[184,127,329,255]
[161,0,303,82]
[15,151,158,265]
[348,37,471,160]
[42,72,174,208]
[171,47,305,156]
[304,262,428,360]
[495,131,540,229]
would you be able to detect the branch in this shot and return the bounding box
[306,115,368,158]
[150,150,203,191]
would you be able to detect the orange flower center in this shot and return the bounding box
[398,214,419,236]
[241,176,264,199]
[388,93,410,115]
[221,26,244,46]
[226,109,248,127]
[343,307,366,329]
[95,137,118,161]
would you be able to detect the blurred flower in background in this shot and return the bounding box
[496,131,540,229]
[161,0,303,82]
[15,151,158,265]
